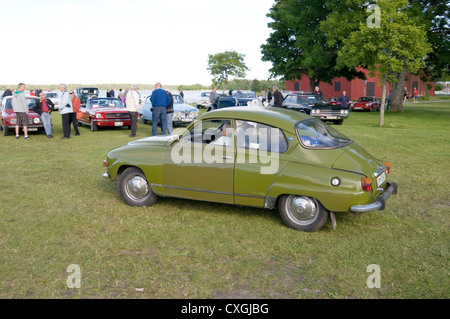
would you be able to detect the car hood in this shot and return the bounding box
[332,143,385,176]
[90,107,128,113]
[174,104,198,112]
[127,135,178,147]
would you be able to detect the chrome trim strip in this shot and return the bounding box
[163,185,232,196]
[351,182,397,213]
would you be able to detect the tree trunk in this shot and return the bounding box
[390,67,408,112]
[379,75,387,127]
[309,78,319,92]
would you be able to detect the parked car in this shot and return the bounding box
[351,96,380,112]
[103,106,397,232]
[78,97,131,131]
[140,94,200,125]
[197,92,211,108]
[0,96,45,136]
[44,92,60,110]
[206,91,258,112]
[282,93,349,125]
[76,87,100,105]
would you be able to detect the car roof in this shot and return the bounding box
[200,106,310,133]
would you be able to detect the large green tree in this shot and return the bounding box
[337,0,431,125]
[207,50,249,91]
[261,0,365,91]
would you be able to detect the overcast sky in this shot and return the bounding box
[1,0,276,86]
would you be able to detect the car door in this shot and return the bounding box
[162,118,235,204]
[233,120,288,207]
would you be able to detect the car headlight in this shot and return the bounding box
[312,109,319,115]
[10,118,17,124]
[95,113,104,119]
[174,111,183,119]
[340,110,349,115]
[33,118,41,124]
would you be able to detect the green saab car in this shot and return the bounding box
[103,106,397,232]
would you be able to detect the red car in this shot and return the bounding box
[78,97,131,131]
[0,96,46,136]
[351,96,380,112]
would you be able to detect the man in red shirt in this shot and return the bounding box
[33,92,55,138]
[413,87,418,103]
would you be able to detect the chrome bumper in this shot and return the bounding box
[351,182,398,213]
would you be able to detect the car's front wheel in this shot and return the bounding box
[90,118,98,131]
[3,124,9,136]
[119,167,157,207]
[278,195,329,232]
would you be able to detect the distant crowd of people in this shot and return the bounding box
[4,82,177,140]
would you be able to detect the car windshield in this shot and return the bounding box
[89,98,124,108]
[78,88,99,95]
[299,95,328,104]
[358,97,373,102]
[172,95,184,104]
[296,118,352,149]
[4,98,37,110]
[45,93,58,98]
[233,92,256,99]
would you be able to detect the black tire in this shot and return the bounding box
[333,119,344,125]
[278,195,329,232]
[206,106,212,112]
[140,116,147,124]
[118,167,157,207]
[3,125,9,136]
[90,118,98,131]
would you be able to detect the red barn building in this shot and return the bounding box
[286,67,435,101]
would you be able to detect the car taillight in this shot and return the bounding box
[384,162,390,174]
[361,177,372,192]
[103,160,108,167]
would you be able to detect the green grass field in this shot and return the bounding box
[0,101,449,299]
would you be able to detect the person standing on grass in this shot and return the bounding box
[69,90,81,136]
[12,83,31,139]
[59,83,73,140]
[33,92,55,138]
[338,90,350,108]
[150,82,170,136]
[272,85,284,108]
[165,89,174,135]
[125,85,141,138]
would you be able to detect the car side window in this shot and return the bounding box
[184,119,233,146]
[235,120,288,153]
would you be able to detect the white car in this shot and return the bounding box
[45,92,60,110]
[196,91,211,108]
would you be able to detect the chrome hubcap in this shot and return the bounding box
[287,196,318,225]
[126,176,149,200]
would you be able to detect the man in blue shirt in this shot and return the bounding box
[338,90,350,108]
[150,82,171,136]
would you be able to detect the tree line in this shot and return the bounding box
[260,0,448,125]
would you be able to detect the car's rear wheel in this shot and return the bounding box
[119,167,157,207]
[279,195,329,232]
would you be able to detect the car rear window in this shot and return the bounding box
[296,118,352,149]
